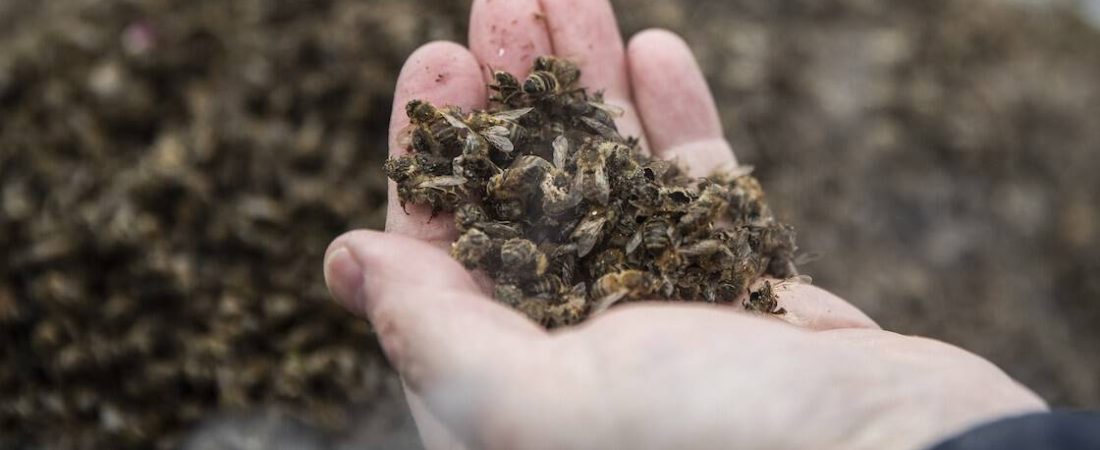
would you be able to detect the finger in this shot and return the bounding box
[628,29,736,177]
[323,230,543,391]
[538,0,648,148]
[469,0,553,81]
[767,282,881,331]
[386,42,486,246]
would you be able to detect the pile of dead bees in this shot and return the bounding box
[385,56,800,327]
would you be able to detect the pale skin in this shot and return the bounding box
[322,1,1048,449]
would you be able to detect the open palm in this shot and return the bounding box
[323,1,1046,449]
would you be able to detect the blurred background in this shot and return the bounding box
[2,0,1099,448]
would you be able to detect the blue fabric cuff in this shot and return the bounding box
[928,411,1100,450]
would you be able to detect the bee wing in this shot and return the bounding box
[440,111,470,130]
[552,135,569,169]
[787,274,813,285]
[570,165,610,206]
[721,163,756,178]
[579,116,623,142]
[592,168,610,205]
[570,282,586,297]
[481,125,507,135]
[492,107,533,122]
[396,124,416,149]
[417,176,467,189]
[678,239,718,257]
[571,216,607,258]
[794,252,822,265]
[727,165,756,178]
[772,275,813,291]
[463,133,487,156]
[625,228,644,255]
[588,101,625,118]
[482,130,515,153]
[591,289,628,315]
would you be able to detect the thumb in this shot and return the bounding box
[322,230,542,391]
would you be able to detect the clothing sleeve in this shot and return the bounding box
[928,411,1100,450]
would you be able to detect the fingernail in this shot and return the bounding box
[324,246,364,309]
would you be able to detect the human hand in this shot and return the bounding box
[323,1,1047,449]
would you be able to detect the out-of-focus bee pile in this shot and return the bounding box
[0,1,432,448]
[386,56,799,327]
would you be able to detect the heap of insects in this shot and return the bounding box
[385,56,803,328]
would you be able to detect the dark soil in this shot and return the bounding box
[2,0,1098,448]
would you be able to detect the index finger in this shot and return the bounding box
[386,42,487,247]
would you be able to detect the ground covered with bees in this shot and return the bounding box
[3,0,1100,448]
[387,57,798,326]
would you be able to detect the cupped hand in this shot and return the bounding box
[323,1,1047,449]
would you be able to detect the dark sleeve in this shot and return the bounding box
[928,411,1100,450]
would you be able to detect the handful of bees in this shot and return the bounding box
[385,56,801,328]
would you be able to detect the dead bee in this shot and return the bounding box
[528,274,568,298]
[533,56,581,87]
[580,91,626,119]
[571,206,617,257]
[573,141,620,205]
[659,185,698,211]
[399,99,466,155]
[523,56,581,98]
[590,270,655,314]
[577,115,624,142]
[383,153,453,183]
[763,224,799,279]
[455,204,523,239]
[744,276,810,315]
[499,238,549,280]
[639,216,679,253]
[588,248,629,279]
[745,222,798,275]
[494,284,551,324]
[454,203,491,230]
[405,99,439,125]
[713,280,745,303]
[487,155,555,220]
[677,239,736,269]
[489,70,525,107]
[452,229,497,270]
[652,247,686,279]
[714,168,770,224]
[541,174,579,218]
[541,136,581,216]
[605,140,641,179]
[543,243,579,284]
[452,133,503,188]
[678,183,729,236]
[523,71,562,97]
[745,280,782,314]
[494,283,525,307]
[467,107,533,154]
[393,174,467,216]
[513,298,549,324]
[673,267,708,301]
[544,283,588,328]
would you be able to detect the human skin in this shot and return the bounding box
[322,1,1048,449]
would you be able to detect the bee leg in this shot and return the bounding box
[427,205,443,222]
